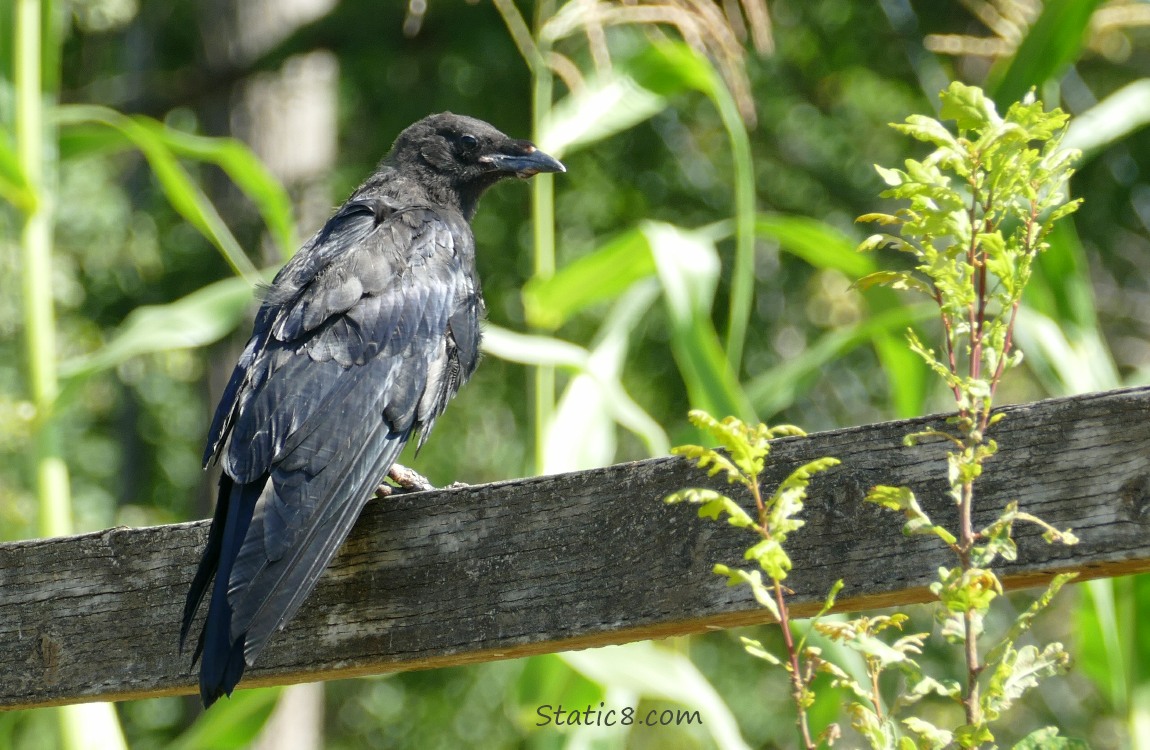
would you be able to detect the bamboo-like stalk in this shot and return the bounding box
[531,38,557,474]
[15,1,127,747]
[17,0,70,541]
[494,0,559,474]
[712,83,756,377]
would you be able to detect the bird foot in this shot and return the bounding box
[374,464,435,498]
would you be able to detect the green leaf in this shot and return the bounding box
[538,72,666,158]
[984,573,1077,667]
[745,537,793,582]
[672,444,744,485]
[982,642,1071,721]
[665,488,754,530]
[683,410,774,479]
[623,41,721,99]
[714,565,780,620]
[543,282,670,471]
[755,214,875,277]
[894,675,963,713]
[643,221,755,420]
[59,275,259,382]
[478,324,590,369]
[739,636,782,665]
[939,81,1002,131]
[973,500,1020,567]
[54,105,261,283]
[931,566,1002,615]
[902,716,954,749]
[0,129,36,213]
[848,703,896,750]
[699,493,755,528]
[853,270,933,296]
[1011,727,1090,749]
[864,485,957,545]
[136,119,298,261]
[875,164,904,187]
[953,722,995,748]
[168,687,281,750]
[893,114,959,148]
[986,0,1108,108]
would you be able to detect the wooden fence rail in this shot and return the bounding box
[3,386,1150,710]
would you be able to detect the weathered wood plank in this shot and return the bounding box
[3,386,1150,709]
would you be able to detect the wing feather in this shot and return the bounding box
[192,198,482,675]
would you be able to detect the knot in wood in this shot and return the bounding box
[1120,474,1150,523]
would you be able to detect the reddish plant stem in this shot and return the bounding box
[751,479,815,750]
[958,166,994,730]
[958,481,982,727]
[870,662,885,722]
[772,577,816,749]
[966,172,982,391]
[935,290,963,404]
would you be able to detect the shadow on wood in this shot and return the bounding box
[3,387,1150,709]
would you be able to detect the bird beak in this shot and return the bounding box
[480,147,566,178]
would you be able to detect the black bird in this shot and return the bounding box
[181,113,564,707]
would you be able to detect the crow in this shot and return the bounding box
[180,112,564,708]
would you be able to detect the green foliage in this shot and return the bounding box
[54,105,292,283]
[858,83,1083,409]
[865,485,957,546]
[858,83,1083,746]
[667,410,839,747]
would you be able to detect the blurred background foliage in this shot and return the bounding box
[3,0,1150,747]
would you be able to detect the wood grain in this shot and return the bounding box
[3,386,1149,709]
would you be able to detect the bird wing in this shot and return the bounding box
[202,197,481,664]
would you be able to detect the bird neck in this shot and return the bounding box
[371,161,495,222]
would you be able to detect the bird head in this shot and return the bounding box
[387,112,565,216]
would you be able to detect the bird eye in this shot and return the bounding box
[459,134,479,150]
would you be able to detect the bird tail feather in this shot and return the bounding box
[188,474,264,708]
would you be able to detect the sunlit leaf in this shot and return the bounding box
[740,635,782,665]
[0,129,36,213]
[59,703,127,750]
[624,41,720,99]
[1011,727,1089,749]
[521,228,654,330]
[544,282,668,472]
[982,642,1071,721]
[484,317,670,466]
[561,642,752,750]
[716,565,780,619]
[903,716,954,749]
[137,120,298,261]
[59,275,259,382]
[54,104,261,283]
[1014,308,1120,395]
[538,72,666,158]
[168,687,281,750]
[1064,79,1150,162]
[756,214,874,278]
[986,0,1108,108]
[642,221,754,420]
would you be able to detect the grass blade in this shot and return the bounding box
[55,104,261,284]
[986,0,1108,107]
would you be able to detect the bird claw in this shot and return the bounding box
[373,469,471,498]
[374,463,435,498]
